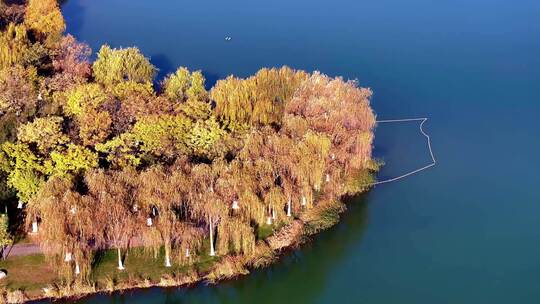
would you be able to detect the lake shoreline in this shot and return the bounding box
[17,193,369,303]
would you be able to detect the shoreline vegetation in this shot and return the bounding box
[0,0,378,303]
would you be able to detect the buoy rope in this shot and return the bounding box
[367,117,436,186]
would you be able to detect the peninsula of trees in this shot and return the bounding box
[0,0,377,300]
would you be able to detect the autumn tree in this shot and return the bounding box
[30,178,96,278]
[64,83,113,146]
[188,163,228,256]
[24,0,65,46]
[0,64,39,121]
[162,67,190,101]
[17,116,68,153]
[87,169,138,270]
[0,23,31,69]
[47,144,98,178]
[52,34,91,84]
[162,67,211,120]
[138,166,187,267]
[93,45,156,87]
[211,66,308,128]
[1,142,46,203]
[0,212,12,260]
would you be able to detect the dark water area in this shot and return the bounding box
[58,0,540,303]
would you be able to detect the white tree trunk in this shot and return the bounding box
[266,205,273,225]
[64,252,72,262]
[17,201,23,209]
[164,245,172,267]
[117,247,125,270]
[31,221,38,233]
[209,218,215,256]
[287,198,292,217]
[302,196,307,206]
[185,248,190,257]
[74,260,80,275]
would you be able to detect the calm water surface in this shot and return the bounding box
[56,0,540,303]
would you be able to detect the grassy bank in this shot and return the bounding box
[0,197,355,303]
[0,246,220,302]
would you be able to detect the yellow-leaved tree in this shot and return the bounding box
[93,45,156,87]
[25,0,65,46]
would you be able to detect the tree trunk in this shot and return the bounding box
[164,242,172,267]
[31,221,38,233]
[75,260,80,275]
[117,247,125,270]
[209,217,215,256]
[287,198,292,217]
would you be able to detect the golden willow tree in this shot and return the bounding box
[29,177,96,279]
[86,169,138,271]
[0,0,377,282]
[138,165,186,267]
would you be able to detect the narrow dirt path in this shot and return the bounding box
[2,242,41,258]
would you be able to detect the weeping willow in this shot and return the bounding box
[0,23,31,69]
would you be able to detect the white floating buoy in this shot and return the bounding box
[31,221,38,233]
[17,201,23,209]
[146,217,153,226]
[64,252,72,262]
[232,200,240,210]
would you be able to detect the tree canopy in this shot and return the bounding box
[0,0,377,285]
[92,45,157,86]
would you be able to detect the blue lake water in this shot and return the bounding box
[58,0,540,303]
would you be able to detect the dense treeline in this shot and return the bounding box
[0,0,377,282]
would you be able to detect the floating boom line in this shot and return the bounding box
[367,117,436,186]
